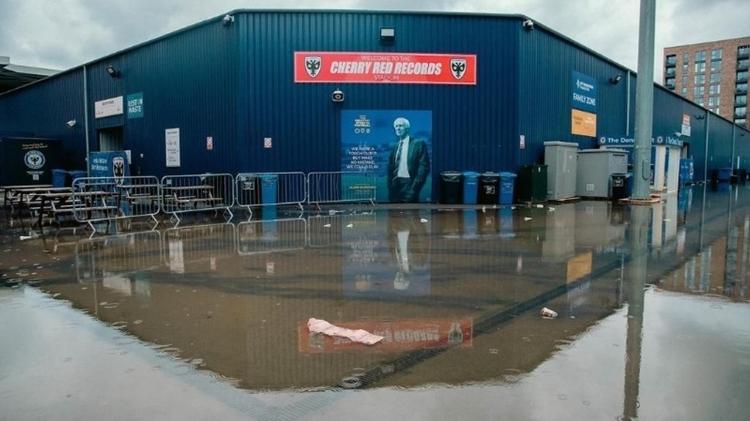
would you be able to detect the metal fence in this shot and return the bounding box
[236,217,308,255]
[235,172,306,218]
[75,230,163,283]
[163,223,237,273]
[161,173,234,224]
[307,171,377,206]
[72,176,161,231]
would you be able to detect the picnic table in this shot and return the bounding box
[162,184,223,208]
[35,190,120,228]
[5,186,73,218]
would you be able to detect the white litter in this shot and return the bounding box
[511,206,516,210]
[323,223,331,228]
[346,223,354,228]
[548,207,556,212]
[420,218,429,223]
[307,318,384,345]
[524,217,533,221]
[535,204,544,208]
[540,307,558,319]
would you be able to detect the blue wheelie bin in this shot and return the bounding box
[462,171,479,204]
[261,174,278,205]
[499,172,517,205]
[52,169,67,187]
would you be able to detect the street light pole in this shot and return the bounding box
[632,0,656,200]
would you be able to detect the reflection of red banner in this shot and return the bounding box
[294,52,477,85]
[298,318,473,353]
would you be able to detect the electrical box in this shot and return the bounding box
[576,149,628,198]
[544,141,578,200]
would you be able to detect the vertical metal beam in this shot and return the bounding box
[632,0,656,200]
[83,65,90,177]
[626,70,631,137]
[731,124,737,169]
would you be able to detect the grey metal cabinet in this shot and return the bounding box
[544,141,578,200]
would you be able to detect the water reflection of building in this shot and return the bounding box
[36,206,633,391]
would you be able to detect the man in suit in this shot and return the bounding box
[387,117,431,203]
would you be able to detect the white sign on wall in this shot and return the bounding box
[165,128,181,167]
[94,96,124,119]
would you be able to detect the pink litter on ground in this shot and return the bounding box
[307,318,384,345]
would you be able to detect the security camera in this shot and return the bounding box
[66,119,77,128]
[331,89,344,103]
[522,19,534,30]
[222,14,234,26]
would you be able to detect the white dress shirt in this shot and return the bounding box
[397,136,411,178]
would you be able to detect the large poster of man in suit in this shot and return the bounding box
[341,110,432,203]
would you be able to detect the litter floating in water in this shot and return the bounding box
[524,217,533,221]
[307,318,384,345]
[511,206,516,210]
[548,207,556,212]
[346,223,354,228]
[323,223,331,228]
[420,218,429,223]
[540,307,558,319]
[535,204,544,208]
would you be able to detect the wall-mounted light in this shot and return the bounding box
[380,27,395,42]
[522,19,534,31]
[222,14,234,26]
[66,119,77,128]
[695,114,705,120]
[106,65,120,78]
[609,74,623,85]
[331,88,344,103]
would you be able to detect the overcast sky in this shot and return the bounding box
[1,0,748,81]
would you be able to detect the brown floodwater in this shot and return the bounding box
[2,185,750,420]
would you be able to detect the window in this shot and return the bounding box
[712,107,720,114]
[709,96,720,107]
[736,119,747,126]
[695,74,705,85]
[738,71,749,82]
[736,106,747,117]
[710,73,721,83]
[682,75,689,86]
[683,52,689,64]
[711,61,722,73]
[739,59,749,69]
[738,83,748,93]
[666,78,675,89]
[666,67,676,77]
[666,54,677,66]
[709,84,721,95]
[682,64,689,75]
[736,95,747,106]
[695,51,706,62]
[739,45,750,57]
[697,98,705,106]
[681,87,688,95]
[695,62,706,73]
[694,85,705,97]
[711,48,723,61]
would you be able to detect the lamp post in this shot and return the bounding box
[632,0,656,200]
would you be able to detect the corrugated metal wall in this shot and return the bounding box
[86,19,239,175]
[237,11,520,193]
[0,70,87,168]
[2,9,749,185]
[517,26,629,164]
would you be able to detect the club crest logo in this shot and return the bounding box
[450,58,467,80]
[113,157,125,184]
[24,150,45,170]
[305,56,322,78]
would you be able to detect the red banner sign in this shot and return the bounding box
[294,52,477,85]
[298,318,473,353]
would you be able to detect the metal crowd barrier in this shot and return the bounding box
[236,217,308,255]
[235,172,306,218]
[75,230,163,283]
[72,176,161,232]
[161,173,234,225]
[307,171,377,206]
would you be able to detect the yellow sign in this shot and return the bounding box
[571,109,597,137]
[566,251,593,283]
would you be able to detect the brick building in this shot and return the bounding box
[664,37,749,129]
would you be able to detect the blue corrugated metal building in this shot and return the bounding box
[1,10,748,192]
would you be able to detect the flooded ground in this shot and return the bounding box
[2,185,750,420]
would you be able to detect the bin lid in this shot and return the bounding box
[499,172,517,178]
[463,171,480,177]
[441,171,462,176]
[544,141,579,148]
[480,171,499,177]
[260,173,279,180]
